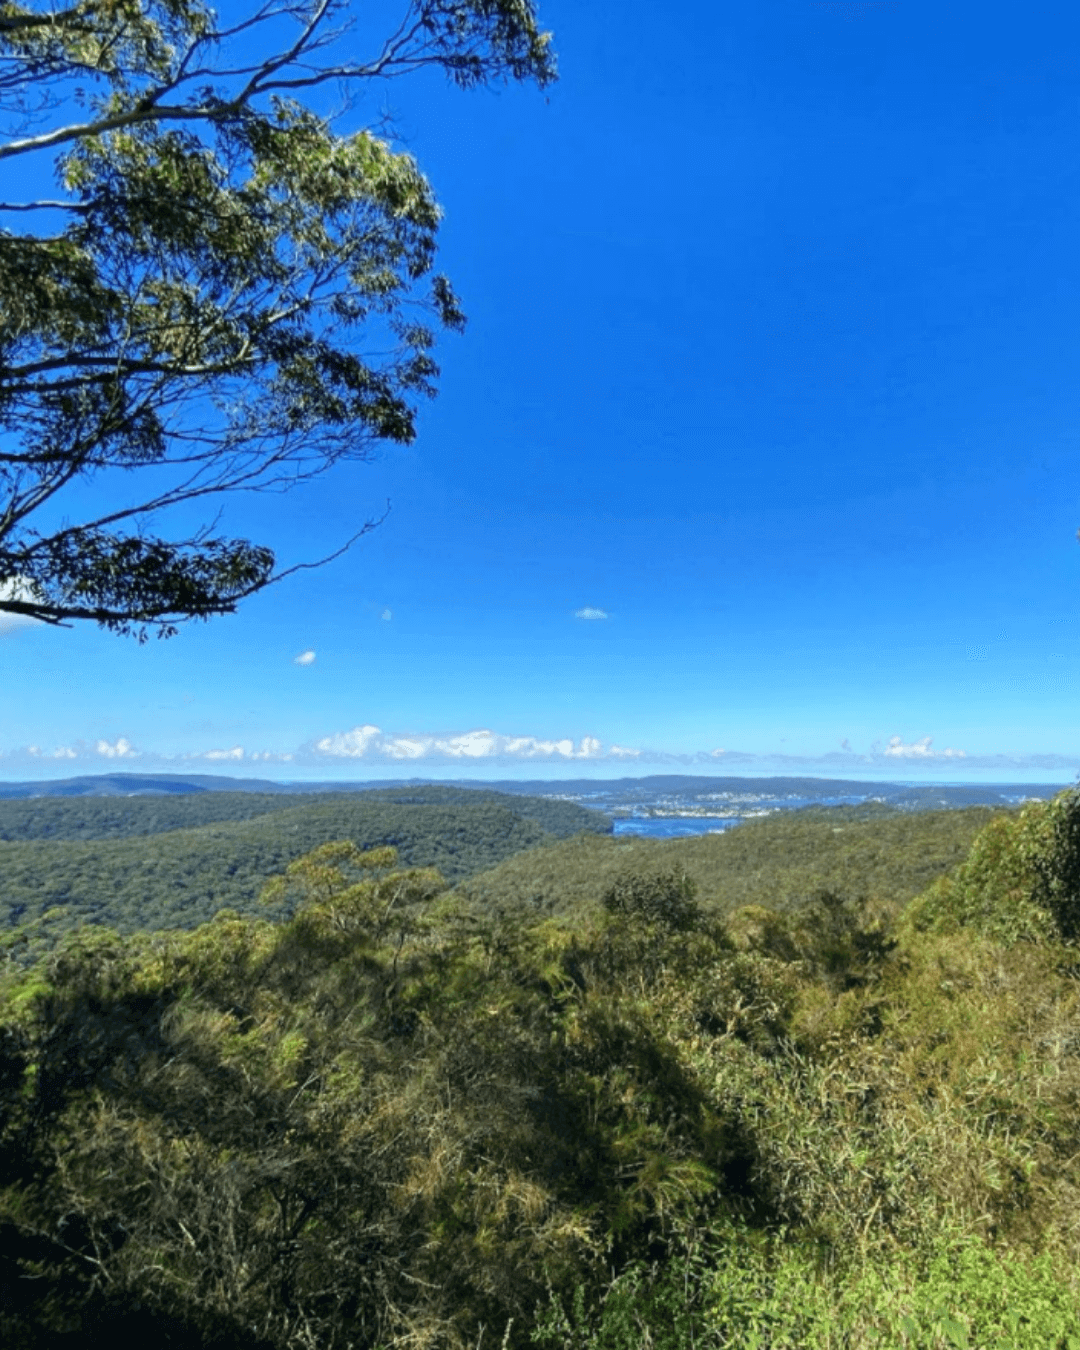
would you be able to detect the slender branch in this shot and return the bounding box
[236,0,335,104]
[0,101,235,160]
[0,0,554,635]
[0,198,90,212]
[0,503,390,629]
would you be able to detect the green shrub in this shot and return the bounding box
[601,868,702,933]
[532,1215,1080,1349]
[901,788,1080,948]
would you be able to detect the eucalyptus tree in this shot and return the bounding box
[0,0,555,636]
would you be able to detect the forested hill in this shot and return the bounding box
[0,788,612,963]
[0,783,611,844]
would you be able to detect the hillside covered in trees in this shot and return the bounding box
[0,792,1033,972]
[0,787,612,966]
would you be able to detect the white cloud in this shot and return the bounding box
[0,576,46,634]
[574,607,609,620]
[95,737,138,758]
[381,608,392,621]
[18,739,135,762]
[294,650,316,666]
[883,735,967,760]
[298,727,983,771]
[204,746,245,761]
[314,724,383,758]
[308,725,608,763]
[381,737,429,759]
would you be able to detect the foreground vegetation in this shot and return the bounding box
[3,790,1080,1346]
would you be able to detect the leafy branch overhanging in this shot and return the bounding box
[0,0,556,636]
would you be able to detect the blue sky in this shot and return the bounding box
[3,0,1080,785]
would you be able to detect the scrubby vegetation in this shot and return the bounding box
[3,790,1080,1346]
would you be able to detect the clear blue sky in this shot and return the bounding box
[4,0,1080,785]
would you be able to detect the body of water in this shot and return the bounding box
[574,783,1065,841]
[612,817,747,839]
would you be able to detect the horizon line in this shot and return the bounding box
[0,769,1074,789]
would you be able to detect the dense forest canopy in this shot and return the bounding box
[0,787,611,966]
[0,783,613,843]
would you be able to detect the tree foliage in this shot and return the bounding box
[0,0,556,636]
[900,786,1080,947]
[601,866,702,932]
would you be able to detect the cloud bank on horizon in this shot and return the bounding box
[4,728,1077,777]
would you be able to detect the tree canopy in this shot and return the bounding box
[0,0,556,637]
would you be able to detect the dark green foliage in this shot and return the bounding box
[601,867,702,932]
[452,801,1025,932]
[786,885,899,991]
[0,784,612,845]
[0,847,743,1348]
[1027,787,1080,942]
[902,788,1080,947]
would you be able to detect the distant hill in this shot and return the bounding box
[0,786,613,965]
[0,770,1068,809]
[0,771,410,798]
[0,784,612,844]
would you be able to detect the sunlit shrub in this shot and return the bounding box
[901,788,1080,947]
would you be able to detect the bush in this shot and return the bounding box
[901,788,1080,948]
[531,1214,1080,1349]
[601,869,702,933]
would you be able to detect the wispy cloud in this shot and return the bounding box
[294,650,316,666]
[381,608,392,621]
[1,728,1077,780]
[574,607,609,620]
[17,739,138,762]
[182,747,294,764]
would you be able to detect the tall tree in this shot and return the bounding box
[0,0,555,637]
